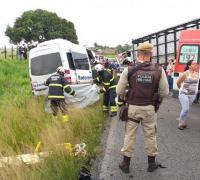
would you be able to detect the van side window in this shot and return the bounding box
[66,53,75,70]
[71,52,90,70]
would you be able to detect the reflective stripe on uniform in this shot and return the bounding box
[117,101,124,105]
[109,85,117,89]
[110,106,117,112]
[103,105,109,110]
[110,75,115,82]
[105,68,111,72]
[49,83,63,87]
[103,82,110,86]
[63,85,70,89]
[68,89,74,95]
[48,95,65,98]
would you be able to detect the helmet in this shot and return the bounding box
[94,64,103,72]
[56,66,65,75]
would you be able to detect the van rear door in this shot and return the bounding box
[70,49,93,84]
[30,52,62,95]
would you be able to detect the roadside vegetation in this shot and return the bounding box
[0,59,105,179]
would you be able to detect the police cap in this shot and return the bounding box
[136,42,153,52]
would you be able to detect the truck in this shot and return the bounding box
[173,30,200,92]
[131,18,200,95]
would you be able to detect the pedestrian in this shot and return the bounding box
[193,79,200,104]
[116,42,169,173]
[94,64,117,117]
[166,59,175,96]
[45,66,76,122]
[176,60,199,130]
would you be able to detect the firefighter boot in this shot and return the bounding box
[62,115,69,122]
[119,156,131,173]
[110,111,117,117]
[147,156,159,172]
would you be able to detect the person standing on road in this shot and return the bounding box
[116,42,169,173]
[45,66,75,122]
[193,79,200,104]
[177,60,199,130]
[166,59,175,96]
[94,64,118,117]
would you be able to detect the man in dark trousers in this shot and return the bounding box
[94,64,117,117]
[45,66,75,122]
[117,42,169,173]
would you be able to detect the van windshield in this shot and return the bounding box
[31,52,62,76]
[71,52,89,70]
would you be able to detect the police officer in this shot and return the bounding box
[45,66,75,122]
[117,42,169,173]
[94,64,117,117]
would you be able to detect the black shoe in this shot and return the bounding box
[110,112,117,117]
[119,156,131,173]
[147,156,158,172]
[147,163,159,172]
[147,156,166,172]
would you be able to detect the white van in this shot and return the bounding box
[29,39,93,95]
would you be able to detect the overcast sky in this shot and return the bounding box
[0,0,200,47]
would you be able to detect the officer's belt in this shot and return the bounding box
[128,117,140,123]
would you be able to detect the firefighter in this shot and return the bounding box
[45,66,75,122]
[94,64,117,117]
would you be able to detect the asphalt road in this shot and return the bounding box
[92,97,200,180]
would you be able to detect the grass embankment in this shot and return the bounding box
[0,59,105,179]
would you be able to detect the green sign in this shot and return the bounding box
[179,45,199,64]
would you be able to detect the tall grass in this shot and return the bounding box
[0,59,105,179]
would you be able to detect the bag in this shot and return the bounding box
[119,105,129,121]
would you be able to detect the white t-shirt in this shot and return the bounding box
[179,71,199,95]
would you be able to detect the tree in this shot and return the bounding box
[5,9,78,45]
[115,45,125,54]
[115,44,132,54]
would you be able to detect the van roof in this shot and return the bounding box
[37,38,73,48]
[179,30,200,43]
[29,39,88,58]
[29,39,75,57]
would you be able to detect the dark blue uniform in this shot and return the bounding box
[94,68,117,116]
[45,73,75,120]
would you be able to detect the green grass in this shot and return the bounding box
[104,54,116,58]
[0,59,105,179]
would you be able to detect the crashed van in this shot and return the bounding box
[29,39,93,96]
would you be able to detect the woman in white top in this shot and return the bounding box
[176,60,199,130]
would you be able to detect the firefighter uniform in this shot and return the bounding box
[95,68,118,116]
[45,73,75,121]
[117,42,169,173]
